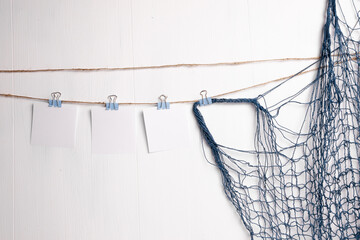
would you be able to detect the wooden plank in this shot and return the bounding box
[0,0,329,239]
[0,0,14,239]
[11,0,139,239]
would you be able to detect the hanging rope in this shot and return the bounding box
[0,56,320,73]
[0,67,318,105]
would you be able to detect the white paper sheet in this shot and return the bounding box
[143,107,190,153]
[91,108,136,154]
[31,103,78,148]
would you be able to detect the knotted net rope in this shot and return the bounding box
[193,0,360,239]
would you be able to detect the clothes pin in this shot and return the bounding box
[199,90,212,106]
[199,97,212,106]
[157,95,170,110]
[49,92,62,108]
[106,95,118,111]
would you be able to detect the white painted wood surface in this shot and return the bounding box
[0,0,327,239]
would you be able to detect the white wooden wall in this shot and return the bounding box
[0,0,326,239]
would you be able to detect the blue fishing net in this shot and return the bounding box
[193,0,360,239]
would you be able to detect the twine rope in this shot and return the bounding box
[0,54,355,105]
[0,68,317,105]
[0,56,319,73]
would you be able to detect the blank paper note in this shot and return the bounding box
[143,107,190,153]
[91,108,136,154]
[31,103,78,148]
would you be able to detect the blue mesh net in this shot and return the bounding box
[193,0,360,239]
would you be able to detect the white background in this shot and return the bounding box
[0,0,327,239]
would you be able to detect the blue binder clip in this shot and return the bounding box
[49,92,62,108]
[105,95,119,110]
[199,90,212,106]
[157,94,170,110]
